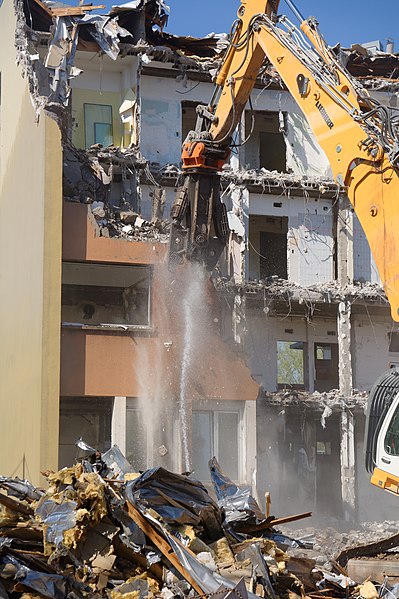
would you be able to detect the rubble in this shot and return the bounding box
[1,446,398,599]
[221,166,341,198]
[215,278,388,309]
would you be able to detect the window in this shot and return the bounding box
[62,262,151,330]
[385,409,399,456]
[181,101,202,141]
[59,397,112,468]
[245,111,287,172]
[249,215,288,281]
[126,402,148,472]
[192,409,240,481]
[277,341,306,388]
[314,343,339,392]
[84,103,113,148]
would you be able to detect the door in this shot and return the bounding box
[315,415,343,519]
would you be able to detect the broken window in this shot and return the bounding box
[249,215,288,280]
[389,332,399,352]
[126,400,148,472]
[277,341,306,389]
[245,111,287,172]
[84,103,113,148]
[62,262,151,329]
[181,101,201,142]
[314,343,339,392]
[192,409,240,482]
[59,397,112,468]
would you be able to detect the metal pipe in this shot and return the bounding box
[283,0,305,23]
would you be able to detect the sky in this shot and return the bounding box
[165,0,399,50]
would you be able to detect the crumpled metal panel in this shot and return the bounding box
[35,499,78,548]
[209,457,265,525]
[125,467,223,541]
[110,0,169,15]
[0,477,43,502]
[3,555,67,599]
[44,14,130,106]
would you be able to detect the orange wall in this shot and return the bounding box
[62,201,167,264]
[61,330,158,397]
[60,328,258,401]
[61,201,258,402]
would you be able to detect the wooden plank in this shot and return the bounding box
[0,493,34,517]
[269,511,312,527]
[337,532,399,567]
[242,511,312,534]
[347,558,399,584]
[50,4,105,16]
[32,0,53,17]
[126,503,204,596]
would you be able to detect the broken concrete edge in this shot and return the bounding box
[259,388,368,411]
[215,278,388,306]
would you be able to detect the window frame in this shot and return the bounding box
[61,261,152,332]
[192,400,245,483]
[277,340,307,390]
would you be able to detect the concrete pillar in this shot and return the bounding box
[242,187,250,281]
[338,301,356,521]
[244,400,257,489]
[338,300,353,396]
[112,396,126,454]
[340,410,356,522]
[337,194,354,286]
[306,324,315,394]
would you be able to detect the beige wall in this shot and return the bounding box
[0,0,62,484]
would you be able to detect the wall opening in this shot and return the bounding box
[62,262,151,330]
[277,341,306,389]
[249,215,288,280]
[59,397,113,468]
[245,111,287,172]
[314,343,339,392]
[181,101,201,142]
[314,414,343,520]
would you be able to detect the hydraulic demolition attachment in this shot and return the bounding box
[168,101,231,269]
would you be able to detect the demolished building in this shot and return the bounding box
[2,0,399,526]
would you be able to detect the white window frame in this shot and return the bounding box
[192,400,245,483]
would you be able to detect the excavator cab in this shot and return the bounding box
[365,369,399,494]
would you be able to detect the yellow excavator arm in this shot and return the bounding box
[169,0,399,322]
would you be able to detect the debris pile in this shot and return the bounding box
[89,201,170,242]
[0,446,396,599]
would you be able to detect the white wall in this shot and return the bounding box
[353,315,399,391]
[140,70,332,177]
[248,193,334,285]
[246,88,332,178]
[140,73,214,166]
